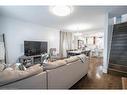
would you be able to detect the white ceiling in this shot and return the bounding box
[0,6,127,32]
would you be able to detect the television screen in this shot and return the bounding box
[24,41,47,56]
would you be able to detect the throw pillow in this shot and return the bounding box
[0,63,6,72]
[0,64,5,72]
[41,53,49,64]
[13,63,26,71]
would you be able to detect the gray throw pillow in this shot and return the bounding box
[19,64,26,71]
[13,63,26,71]
[0,63,5,72]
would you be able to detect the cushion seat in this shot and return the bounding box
[0,64,43,86]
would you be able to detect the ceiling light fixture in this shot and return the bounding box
[74,32,82,36]
[67,23,92,31]
[50,6,73,16]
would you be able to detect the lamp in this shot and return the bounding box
[74,32,82,36]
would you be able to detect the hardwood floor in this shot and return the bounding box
[70,57,122,89]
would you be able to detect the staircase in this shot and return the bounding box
[109,22,127,77]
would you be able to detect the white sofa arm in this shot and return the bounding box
[47,59,88,89]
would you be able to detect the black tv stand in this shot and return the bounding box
[19,55,43,66]
[32,55,42,64]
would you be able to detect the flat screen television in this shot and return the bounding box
[24,41,48,56]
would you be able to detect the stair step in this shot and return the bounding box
[108,68,127,77]
[109,63,127,72]
[109,63,127,67]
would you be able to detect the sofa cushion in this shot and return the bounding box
[23,64,43,77]
[43,60,66,70]
[0,67,20,86]
[0,64,43,86]
[64,56,79,63]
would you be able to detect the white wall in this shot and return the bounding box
[121,14,127,23]
[103,13,114,73]
[103,13,109,73]
[0,16,60,65]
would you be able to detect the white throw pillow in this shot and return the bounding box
[77,54,86,63]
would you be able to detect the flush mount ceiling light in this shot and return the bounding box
[50,6,73,16]
[67,24,92,31]
[74,32,82,36]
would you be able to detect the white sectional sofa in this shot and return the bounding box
[0,54,89,89]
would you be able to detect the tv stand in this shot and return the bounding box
[19,55,42,67]
[32,55,42,64]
